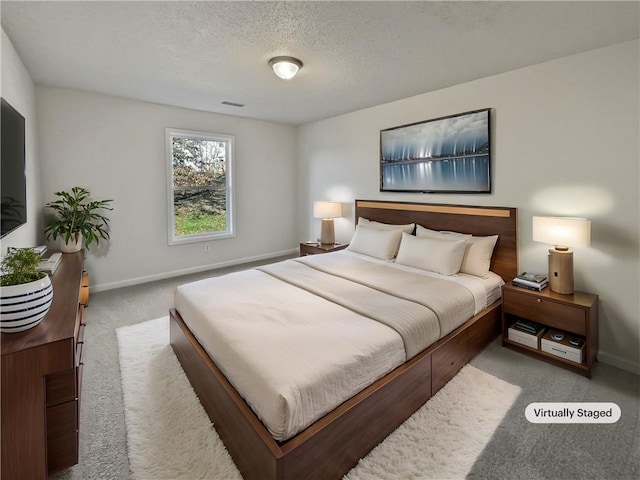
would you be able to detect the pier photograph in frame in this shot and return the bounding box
[380,109,491,193]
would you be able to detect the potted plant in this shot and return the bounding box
[45,187,113,253]
[0,248,53,333]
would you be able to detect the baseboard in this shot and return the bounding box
[90,248,299,293]
[598,350,640,376]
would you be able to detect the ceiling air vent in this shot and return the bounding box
[221,101,245,108]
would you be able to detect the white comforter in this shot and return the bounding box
[174,251,488,441]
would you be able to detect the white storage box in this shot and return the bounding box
[541,330,584,364]
[508,325,544,349]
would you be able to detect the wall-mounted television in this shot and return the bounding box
[1,98,27,237]
[380,108,491,193]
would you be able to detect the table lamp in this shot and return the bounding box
[532,216,591,294]
[313,201,342,245]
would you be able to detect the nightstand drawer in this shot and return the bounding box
[299,243,347,256]
[504,291,586,335]
[541,330,584,364]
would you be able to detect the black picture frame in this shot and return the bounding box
[380,108,491,193]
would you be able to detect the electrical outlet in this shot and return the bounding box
[204,244,211,252]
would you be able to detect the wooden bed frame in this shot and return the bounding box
[170,200,518,480]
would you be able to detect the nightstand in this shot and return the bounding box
[501,283,598,377]
[299,242,348,256]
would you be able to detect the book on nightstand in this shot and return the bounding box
[512,319,544,335]
[512,272,548,291]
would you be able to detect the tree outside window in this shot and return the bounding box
[166,129,235,245]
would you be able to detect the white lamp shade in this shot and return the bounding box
[532,216,591,248]
[313,201,342,219]
[269,56,302,80]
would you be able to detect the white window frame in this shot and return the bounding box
[166,128,235,245]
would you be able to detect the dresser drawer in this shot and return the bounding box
[74,306,86,344]
[77,318,86,345]
[75,342,84,369]
[504,291,586,335]
[75,320,85,369]
[46,369,77,407]
[47,430,78,473]
[46,401,77,441]
[80,271,90,306]
[77,363,84,409]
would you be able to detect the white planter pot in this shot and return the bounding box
[1,275,53,333]
[61,233,83,253]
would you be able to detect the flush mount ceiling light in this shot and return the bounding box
[268,56,303,80]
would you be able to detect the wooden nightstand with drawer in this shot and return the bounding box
[501,283,598,377]
[299,242,348,256]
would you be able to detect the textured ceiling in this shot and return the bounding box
[1,1,638,125]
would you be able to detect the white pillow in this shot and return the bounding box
[459,235,499,277]
[415,225,471,241]
[395,232,467,275]
[415,225,498,277]
[346,225,403,260]
[358,217,415,234]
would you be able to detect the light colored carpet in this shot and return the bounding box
[117,317,521,480]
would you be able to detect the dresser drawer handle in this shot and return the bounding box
[537,298,542,303]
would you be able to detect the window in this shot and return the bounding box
[166,128,235,245]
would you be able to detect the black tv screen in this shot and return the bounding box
[380,108,491,193]
[1,98,27,237]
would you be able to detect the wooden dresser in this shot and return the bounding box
[1,251,88,479]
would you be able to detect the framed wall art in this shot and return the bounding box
[380,108,491,193]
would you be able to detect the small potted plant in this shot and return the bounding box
[0,248,53,333]
[45,187,113,253]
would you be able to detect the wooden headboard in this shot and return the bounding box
[355,200,518,283]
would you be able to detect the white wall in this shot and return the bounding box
[298,40,640,374]
[36,87,298,290]
[0,28,42,251]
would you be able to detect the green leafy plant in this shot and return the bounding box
[45,187,113,249]
[1,248,44,286]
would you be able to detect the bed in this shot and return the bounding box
[170,200,518,480]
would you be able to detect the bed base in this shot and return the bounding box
[169,200,517,480]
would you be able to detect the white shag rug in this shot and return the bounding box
[117,317,521,480]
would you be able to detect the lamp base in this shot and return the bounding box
[319,219,335,245]
[548,248,574,294]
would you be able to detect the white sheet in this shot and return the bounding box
[175,269,405,441]
[174,251,502,441]
[259,258,446,359]
[294,252,476,339]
